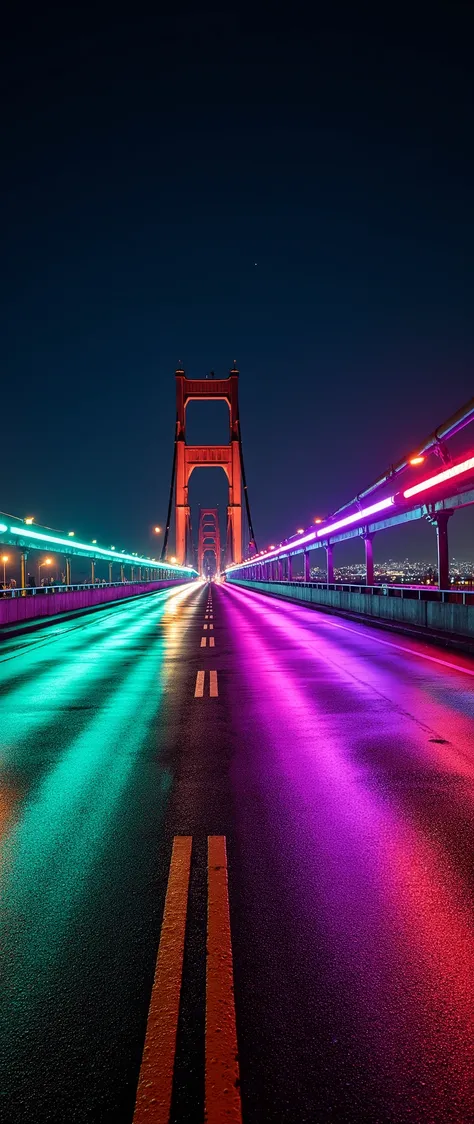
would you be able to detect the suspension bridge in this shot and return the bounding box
[0,371,474,1124]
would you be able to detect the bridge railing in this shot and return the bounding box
[228,577,474,606]
[0,579,172,599]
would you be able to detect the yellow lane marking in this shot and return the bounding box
[195,671,205,697]
[210,637,215,647]
[205,614,209,619]
[209,670,218,697]
[201,637,207,647]
[209,624,213,630]
[203,623,208,630]
[206,837,242,1124]
[133,836,192,1124]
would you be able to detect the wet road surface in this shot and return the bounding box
[1,580,474,1122]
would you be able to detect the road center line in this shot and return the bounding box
[195,670,205,697]
[133,836,192,1124]
[209,670,218,697]
[206,836,242,1124]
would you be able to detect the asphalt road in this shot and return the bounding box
[1,580,474,1123]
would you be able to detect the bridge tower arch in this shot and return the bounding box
[198,508,221,577]
[162,367,256,567]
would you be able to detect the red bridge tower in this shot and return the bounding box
[198,508,221,577]
[162,368,243,566]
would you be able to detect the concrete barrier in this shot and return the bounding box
[226,578,474,645]
[0,580,191,629]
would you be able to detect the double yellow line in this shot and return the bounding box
[133,836,241,1124]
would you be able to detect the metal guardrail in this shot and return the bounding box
[0,579,165,599]
[236,578,474,606]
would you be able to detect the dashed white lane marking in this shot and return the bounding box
[209,624,213,630]
[203,623,208,630]
[194,671,218,698]
[209,637,215,647]
[201,637,207,647]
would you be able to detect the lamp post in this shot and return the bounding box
[39,558,53,584]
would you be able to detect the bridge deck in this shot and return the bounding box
[0,582,474,1122]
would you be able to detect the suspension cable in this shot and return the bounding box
[238,419,258,552]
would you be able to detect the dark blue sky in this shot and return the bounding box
[2,5,473,564]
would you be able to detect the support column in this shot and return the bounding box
[65,558,71,585]
[108,562,113,583]
[230,438,243,564]
[326,543,334,584]
[120,564,125,583]
[363,533,374,586]
[288,556,293,582]
[91,561,95,584]
[138,567,142,581]
[278,558,283,580]
[175,441,188,567]
[432,511,453,590]
[131,566,135,582]
[304,550,311,582]
[20,552,27,595]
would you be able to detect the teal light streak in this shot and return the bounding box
[0,622,173,1007]
[0,585,195,760]
[7,525,195,574]
[0,524,7,533]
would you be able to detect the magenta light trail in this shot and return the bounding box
[226,529,317,571]
[315,496,395,538]
[403,454,474,500]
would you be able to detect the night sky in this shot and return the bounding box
[2,6,473,567]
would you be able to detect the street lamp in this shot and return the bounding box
[39,558,53,583]
[154,526,162,534]
[2,554,9,585]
